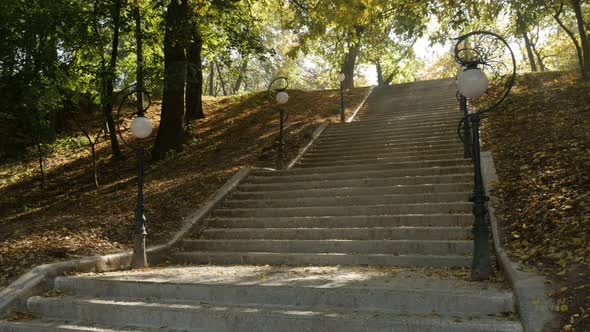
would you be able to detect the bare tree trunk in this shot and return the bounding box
[215,62,227,96]
[341,43,360,89]
[134,0,144,111]
[375,59,384,86]
[71,113,102,188]
[571,0,590,77]
[208,61,215,96]
[383,73,395,85]
[522,32,538,72]
[554,4,585,72]
[531,44,545,71]
[152,0,187,160]
[36,140,45,187]
[233,57,248,94]
[186,21,204,125]
[104,0,122,157]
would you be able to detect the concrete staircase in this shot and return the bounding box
[0,79,523,331]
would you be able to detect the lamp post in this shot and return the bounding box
[456,66,471,159]
[267,77,289,169]
[337,73,346,122]
[454,31,516,280]
[116,90,153,269]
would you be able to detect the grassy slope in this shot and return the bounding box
[0,87,369,290]
[481,71,590,331]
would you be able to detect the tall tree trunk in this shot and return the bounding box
[134,0,144,112]
[383,72,395,85]
[554,4,585,72]
[341,43,360,90]
[375,59,384,86]
[185,21,204,125]
[152,0,187,160]
[522,32,538,72]
[531,44,545,71]
[233,57,248,93]
[215,62,227,96]
[208,61,215,96]
[571,0,590,77]
[104,0,122,157]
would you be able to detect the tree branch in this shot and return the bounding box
[553,2,584,70]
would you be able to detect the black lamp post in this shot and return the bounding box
[267,77,289,169]
[456,85,471,159]
[453,31,516,280]
[338,72,346,122]
[116,90,153,269]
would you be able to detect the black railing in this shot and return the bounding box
[454,31,516,280]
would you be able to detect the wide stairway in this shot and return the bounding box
[0,78,523,331]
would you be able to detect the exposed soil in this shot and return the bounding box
[0,87,369,291]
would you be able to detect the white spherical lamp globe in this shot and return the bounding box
[337,73,346,82]
[276,91,289,105]
[458,68,488,98]
[130,116,153,139]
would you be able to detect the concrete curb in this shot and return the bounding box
[346,86,375,123]
[0,167,253,318]
[481,151,556,332]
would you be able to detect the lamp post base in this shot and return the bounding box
[130,233,148,269]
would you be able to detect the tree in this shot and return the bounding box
[185,17,205,124]
[570,0,590,77]
[284,0,437,89]
[152,0,188,160]
[103,0,124,157]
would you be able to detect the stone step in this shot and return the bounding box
[301,148,463,163]
[358,107,457,115]
[298,152,465,167]
[171,251,472,267]
[315,132,459,146]
[52,267,514,316]
[301,149,463,167]
[253,158,471,176]
[318,127,457,141]
[359,101,457,109]
[321,124,461,139]
[350,114,457,121]
[314,131,460,149]
[206,214,474,229]
[183,238,473,252]
[305,144,463,158]
[357,103,457,111]
[195,227,472,241]
[211,202,472,218]
[222,192,470,209]
[25,295,521,332]
[238,173,474,191]
[309,139,462,154]
[353,113,458,122]
[354,113,457,120]
[246,166,472,185]
[231,183,473,199]
[324,118,458,132]
[0,320,199,332]
[317,130,461,143]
